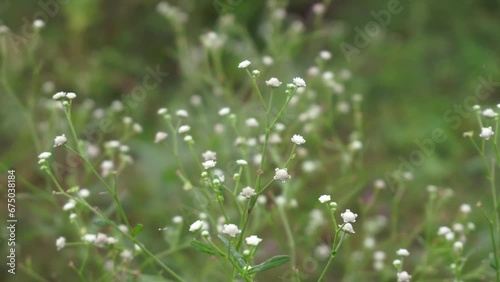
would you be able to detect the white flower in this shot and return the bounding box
[105,140,120,149]
[397,271,412,282]
[341,209,358,223]
[120,250,133,262]
[482,108,496,118]
[54,134,67,147]
[69,213,77,220]
[374,179,386,189]
[95,233,108,245]
[252,70,260,76]
[107,237,118,244]
[202,160,216,169]
[349,140,362,151]
[0,25,9,34]
[157,108,168,115]
[66,92,76,99]
[236,159,248,166]
[274,168,290,182]
[312,3,326,14]
[437,226,452,236]
[453,241,463,253]
[101,160,114,177]
[319,50,331,60]
[222,224,241,237]
[78,189,90,198]
[262,55,274,66]
[155,132,168,143]
[189,220,204,232]
[176,109,189,117]
[241,187,256,198]
[133,123,143,133]
[184,135,193,142]
[83,234,96,243]
[238,60,251,68]
[56,237,66,251]
[373,251,386,261]
[245,235,262,246]
[179,125,191,134]
[245,118,259,127]
[396,249,410,256]
[266,77,282,87]
[340,223,355,234]
[111,100,124,111]
[291,134,306,145]
[33,19,45,29]
[63,200,76,211]
[202,150,217,161]
[172,216,183,224]
[38,152,52,159]
[460,204,471,214]
[293,77,306,87]
[218,107,230,116]
[52,91,66,100]
[479,126,494,140]
[318,195,331,203]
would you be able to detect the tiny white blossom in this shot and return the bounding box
[179,125,191,134]
[241,187,256,198]
[184,135,193,142]
[245,235,262,246]
[101,160,114,177]
[78,189,90,198]
[95,233,108,245]
[38,152,52,159]
[52,91,66,100]
[437,226,452,236]
[349,140,363,151]
[202,160,217,169]
[312,3,326,14]
[293,77,306,87]
[66,92,76,99]
[155,132,168,143]
[396,249,410,256]
[176,109,188,117]
[341,209,358,223]
[120,250,133,261]
[218,107,231,116]
[266,77,282,87]
[107,237,118,244]
[157,108,168,115]
[274,168,290,182]
[222,224,241,237]
[245,118,259,127]
[202,150,217,161]
[318,195,331,203]
[236,159,248,166]
[133,123,143,133]
[340,223,355,234]
[189,220,204,232]
[319,50,331,60]
[172,216,183,224]
[482,108,496,118]
[291,134,306,145]
[460,204,471,214]
[33,19,45,29]
[397,271,412,282]
[479,126,494,140]
[262,55,274,66]
[374,179,386,189]
[54,134,67,147]
[453,241,463,253]
[238,60,251,68]
[63,199,76,211]
[56,236,66,251]
[83,234,96,243]
[257,195,267,205]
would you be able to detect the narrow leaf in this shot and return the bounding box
[92,219,110,227]
[191,240,221,255]
[132,224,144,237]
[248,255,290,274]
[218,235,246,267]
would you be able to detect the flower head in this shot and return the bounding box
[274,168,290,182]
[341,209,358,223]
[266,77,282,87]
[238,60,251,68]
[66,92,77,99]
[38,152,52,159]
[202,150,217,161]
[56,236,66,251]
[189,220,204,232]
[236,159,248,166]
[479,126,494,140]
[241,187,256,198]
[218,107,230,116]
[396,249,410,256]
[202,160,216,169]
[482,108,496,118]
[293,77,306,87]
[222,224,241,237]
[54,134,67,147]
[291,134,306,145]
[340,223,355,234]
[155,132,168,143]
[63,200,76,211]
[245,235,262,246]
[397,271,412,282]
[179,125,191,134]
[318,195,331,203]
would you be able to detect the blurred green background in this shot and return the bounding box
[1,0,499,281]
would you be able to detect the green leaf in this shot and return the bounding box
[190,240,221,255]
[92,219,110,227]
[132,224,144,237]
[248,255,290,274]
[217,235,246,268]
